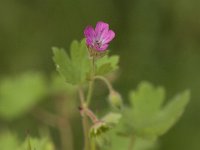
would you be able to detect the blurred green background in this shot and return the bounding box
[0,0,200,150]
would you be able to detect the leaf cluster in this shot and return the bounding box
[52,39,119,85]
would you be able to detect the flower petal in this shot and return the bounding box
[95,21,109,33]
[102,30,115,44]
[84,26,95,40]
[95,21,109,40]
[96,44,109,51]
[86,38,93,46]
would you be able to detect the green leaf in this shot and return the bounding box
[102,112,122,127]
[96,55,119,75]
[19,137,55,150]
[102,125,158,150]
[52,39,91,85]
[90,113,122,147]
[0,131,55,150]
[0,72,47,120]
[129,81,165,122]
[125,81,190,139]
[108,136,158,150]
[141,90,190,137]
[0,131,19,150]
[50,73,77,94]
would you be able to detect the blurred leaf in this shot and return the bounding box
[109,136,157,150]
[0,72,47,120]
[50,73,77,94]
[19,137,55,150]
[0,131,55,150]
[52,39,91,85]
[125,81,190,139]
[90,113,121,147]
[132,137,158,150]
[102,125,158,150]
[96,55,119,75]
[102,112,122,127]
[49,73,78,115]
[129,81,165,119]
[0,131,19,150]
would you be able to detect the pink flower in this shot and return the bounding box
[84,21,115,51]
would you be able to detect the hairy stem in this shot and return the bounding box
[86,57,96,106]
[79,87,90,150]
[94,75,114,93]
[82,107,99,123]
[80,56,97,150]
[86,81,94,106]
[82,116,90,150]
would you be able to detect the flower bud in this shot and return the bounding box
[108,90,123,110]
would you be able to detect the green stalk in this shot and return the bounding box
[79,87,90,150]
[94,75,114,93]
[82,115,90,150]
[86,81,94,106]
[86,57,95,106]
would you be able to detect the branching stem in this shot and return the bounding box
[78,87,90,150]
[94,75,114,93]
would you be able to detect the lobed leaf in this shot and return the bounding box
[102,112,122,127]
[96,55,119,76]
[126,82,190,139]
[52,39,91,85]
[101,125,158,150]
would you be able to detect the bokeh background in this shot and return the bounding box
[0,0,200,150]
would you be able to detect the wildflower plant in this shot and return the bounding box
[52,21,190,150]
[0,21,190,150]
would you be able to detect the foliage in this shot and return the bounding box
[52,39,119,85]
[52,39,91,85]
[126,82,190,139]
[0,39,191,150]
[0,72,47,120]
[0,131,54,150]
[96,55,119,76]
[101,82,190,150]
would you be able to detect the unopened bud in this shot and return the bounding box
[108,90,123,110]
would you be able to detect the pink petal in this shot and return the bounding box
[84,26,95,40]
[96,44,109,51]
[95,21,109,33]
[86,38,93,46]
[95,21,109,39]
[102,30,115,44]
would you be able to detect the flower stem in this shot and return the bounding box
[86,57,96,106]
[82,116,90,150]
[94,75,114,93]
[83,107,99,123]
[86,81,94,106]
[92,56,96,75]
[79,87,90,150]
